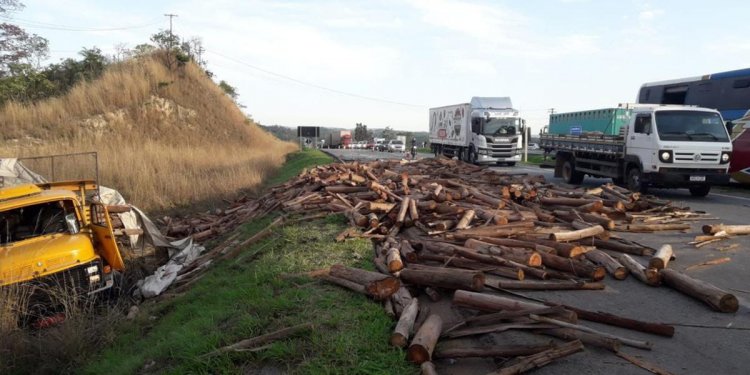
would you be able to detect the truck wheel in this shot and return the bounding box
[562,160,584,184]
[689,185,711,197]
[468,147,478,164]
[627,167,647,193]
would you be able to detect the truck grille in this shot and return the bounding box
[673,152,719,163]
[489,144,516,158]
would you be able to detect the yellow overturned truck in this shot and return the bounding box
[0,179,123,301]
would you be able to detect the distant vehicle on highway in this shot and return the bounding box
[374,138,387,151]
[387,140,405,153]
[366,140,375,150]
[354,141,367,149]
[528,142,540,150]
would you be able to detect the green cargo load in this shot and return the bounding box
[548,108,631,136]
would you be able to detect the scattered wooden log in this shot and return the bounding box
[660,269,739,313]
[494,279,605,291]
[453,290,577,323]
[420,361,438,375]
[433,343,555,359]
[400,267,485,292]
[205,323,313,356]
[329,264,401,300]
[407,314,443,364]
[487,339,584,375]
[702,224,750,235]
[618,254,660,286]
[529,314,652,350]
[584,249,628,280]
[391,299,419,347]
[539,328,620,352]
[648,244,674,270]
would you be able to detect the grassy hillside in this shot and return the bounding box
[0,53,297,211]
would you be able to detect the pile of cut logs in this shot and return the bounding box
[168,157,743,374]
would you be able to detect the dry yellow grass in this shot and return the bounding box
[0,53,297,212]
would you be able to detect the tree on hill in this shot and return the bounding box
[354,122,371,141]
[0,0,49,76]
[381,126,396,140]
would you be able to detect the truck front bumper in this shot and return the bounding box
[648,168,730,187]
[477,149,520,164]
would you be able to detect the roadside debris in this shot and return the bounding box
[181,156,739,373]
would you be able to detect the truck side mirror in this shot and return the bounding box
[65,213,80,234]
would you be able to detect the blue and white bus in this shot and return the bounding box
[637,68,750,183]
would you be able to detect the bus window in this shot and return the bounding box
[733,79,750,89]
[662,85,688,105]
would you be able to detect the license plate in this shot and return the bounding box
[690,175,706,182]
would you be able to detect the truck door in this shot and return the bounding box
[628,113,656,171]
[90,203,125,271]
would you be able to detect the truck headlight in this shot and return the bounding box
[659,150,673,163]
[721,152,731,164]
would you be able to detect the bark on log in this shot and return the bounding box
[560,306,675,337]
[391,298,419,347]
[516,235,586,258]
[550,225,605,242]
[434,344,554,359]
[538,252,606,281]
[329,264,401,300]
[455,209,476,230]
[487,340,584,375]
[587,238,655,256]
[407,314,443,364]
[495,279,605,291]
[617,254,660,286]
[701,224,750,235]
[539,328,620,352]
[529,314,652,350]
[400,240,418,263]
[648,244,673,270]
[387,247,404,273]
[584,249,628,280]
[660,268,739,313]
[453,290,577,323]
[400,267,485,292]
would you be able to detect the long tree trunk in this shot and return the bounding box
[660,268,739,313]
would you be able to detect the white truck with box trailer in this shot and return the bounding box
[429,97,526,165]
[539,104,733,197]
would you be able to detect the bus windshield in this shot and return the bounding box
[484,118,518,136]
[655,111,729,142]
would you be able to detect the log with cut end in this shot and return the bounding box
[516,235,586,258]
[369,201,396,213]
[386,247,404,273]
[464,239,542,267]
[702,224,750,235]
[584,249,628,280]
[538,251,606,281]
[409,198,419,221]
[397,197,411,225]
[619,223,690,232]
[487,340,584,375]
[390,298,419,347]
[455,209,476,230]
[587,238,655,256]
[648,244,673,270]
[400,240,418,263]
[660,268,738,313]
[453,290,577,323]
[329,264,401,300]
[421,361,438,375]
[560,306,675,337]
[399,267,485,292]
[407,314,443,364]
[617,254,660,286]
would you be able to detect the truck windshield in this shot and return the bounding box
[0,200,75,245]
[484,118,518,136]
[655,111,729,142]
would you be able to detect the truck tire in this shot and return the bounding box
[626,167,647,193]
[468,146,478,164]
[562,160,584,184]
[689,185,711,197]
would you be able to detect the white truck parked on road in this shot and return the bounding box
[539,104,733,197]
[429,97,526,165]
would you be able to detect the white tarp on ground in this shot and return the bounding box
[95,186,140,248]
[136,236,205,298]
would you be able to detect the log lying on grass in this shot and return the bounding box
[329,264,400,300]
[206,322,314,356]
[390,299,419,347]
[660,268,739,313]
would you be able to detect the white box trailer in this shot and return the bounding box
[429,97,525,165]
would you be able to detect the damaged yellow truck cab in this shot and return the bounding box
[0,180,123,295]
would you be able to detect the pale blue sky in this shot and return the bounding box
[14,0,750,133]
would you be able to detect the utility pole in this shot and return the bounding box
[548,108,556,115]
[164,13,178,48]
